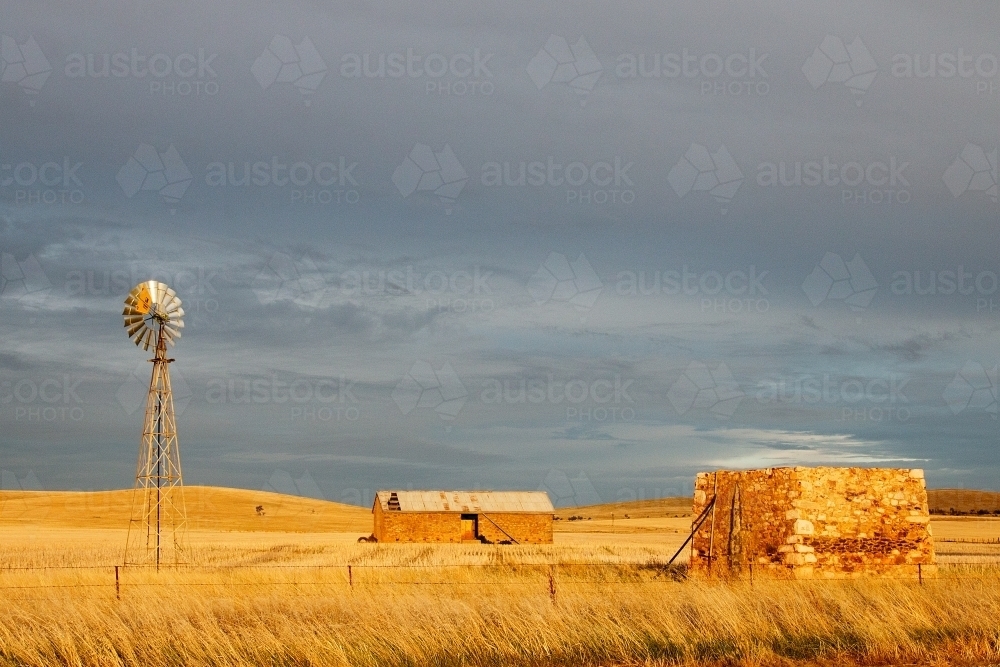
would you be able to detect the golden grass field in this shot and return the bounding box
[2,487,1000,666]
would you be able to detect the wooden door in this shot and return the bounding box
[461,514,478,541]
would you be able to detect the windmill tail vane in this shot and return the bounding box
[122,281,188,568]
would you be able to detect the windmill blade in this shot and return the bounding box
[127,321,147,338]
[153,282,167,306]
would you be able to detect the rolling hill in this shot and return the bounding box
[0,486,371,533]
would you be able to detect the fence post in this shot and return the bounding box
[918,563,923,585]
[348,565,353,589]
[115,565,120,600]
[548,565,556,604]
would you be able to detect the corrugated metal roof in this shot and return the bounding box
[374,490,554,513]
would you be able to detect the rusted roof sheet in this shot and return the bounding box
[374,490,554,513]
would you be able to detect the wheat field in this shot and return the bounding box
[1,487,1000,667]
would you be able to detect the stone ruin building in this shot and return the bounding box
[371,490,554,544]
[689,466,936,578]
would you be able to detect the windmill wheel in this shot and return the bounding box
[123,281,185,350]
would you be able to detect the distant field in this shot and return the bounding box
[928,488,1000,513]
[554,496,692,520]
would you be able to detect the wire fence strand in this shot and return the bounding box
[0,559,999,599]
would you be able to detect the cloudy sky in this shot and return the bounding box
[1,1,999,507]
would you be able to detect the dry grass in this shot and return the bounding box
[1,488,1000,666]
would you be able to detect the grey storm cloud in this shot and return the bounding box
[2,1,1000,497]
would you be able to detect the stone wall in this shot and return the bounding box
[373,504,552,543]
[690,466,935,578]
[478,512,553,544]
[374,504,462,542]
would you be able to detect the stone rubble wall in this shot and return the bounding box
[373,503,553,543]
[690,466,935,579]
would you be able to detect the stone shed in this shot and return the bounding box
[372,490,554,544]
[689,466,935,578]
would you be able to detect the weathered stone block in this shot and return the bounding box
[690,466,934,579]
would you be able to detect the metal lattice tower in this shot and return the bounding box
[122,281,187,568]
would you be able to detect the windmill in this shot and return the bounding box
[122,281,187,568]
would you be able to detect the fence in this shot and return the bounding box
[1,558,999,601]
